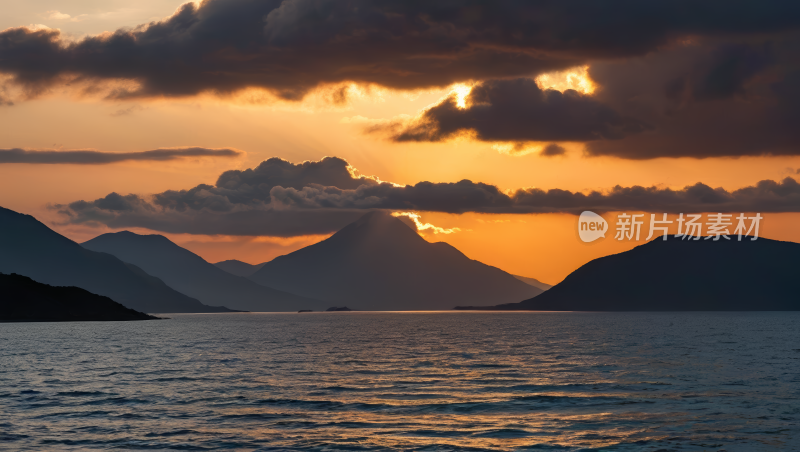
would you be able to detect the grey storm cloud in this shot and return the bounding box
[371,78,650,143]
[2,0,800,99]
[53,157,800,236]
[0,147,241,164]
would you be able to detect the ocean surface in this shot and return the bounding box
[1,312,799,451]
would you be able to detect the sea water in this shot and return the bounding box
[1,312,799,450]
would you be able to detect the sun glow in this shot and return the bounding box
[450,83,473,109]
[392,211,461,234]
[535,65,595,95]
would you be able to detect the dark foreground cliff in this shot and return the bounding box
[0,273,160,322]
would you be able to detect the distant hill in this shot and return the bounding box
[214,260,266,277]
[83,232,323,312]
[0,207,232,313]
[458,236,800,311]
[0,273,159,322]
[512,275,552,291]
[248,211,543,310]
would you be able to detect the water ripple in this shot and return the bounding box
[1,311,799,450]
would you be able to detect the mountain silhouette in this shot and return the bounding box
[458,236,800,311]
[83,232,324,312]
[248,211,543,310]
[512,275,552,291]
[1,273,159,322]
[214,260,266,277]
[0,207,230,313]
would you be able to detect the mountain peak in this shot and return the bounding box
[352,210,403,228]
[249,210,542,310]
[94,230,173,243]
[335,210,420,242]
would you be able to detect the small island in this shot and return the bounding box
[0,273,160,322]
[325,307,353,312]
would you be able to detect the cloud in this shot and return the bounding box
[109,105,144,117]
[2,0,800,101]
[581,38,800,158]
[664,43,774,102]
[540,144,566,157]
[264,176,800,214]
[0,147,242,164]
[152,156,379,212]
[358,35,800,158]
[53,156,800,237]
[368,78,650,143]
[44,10,77,21]
[392,212,461,234]
[55,193,366,236]
[3,1,800,159]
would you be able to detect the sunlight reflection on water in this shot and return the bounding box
[1,311,799,450]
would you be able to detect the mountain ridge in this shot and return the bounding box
[457,235,800,311]
[0,207,231,313]
[214,260,266,277]
[82,231,323,312]
[512,275,552,291]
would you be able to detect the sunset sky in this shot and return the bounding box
[2,0,800,284]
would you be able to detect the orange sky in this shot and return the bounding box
[1,84,798,284]
[2,1,800,284]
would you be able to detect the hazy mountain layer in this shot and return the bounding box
[512,275,552,291]
[0,207,231,313]
[83,232,323,312]
[214,260,266,278]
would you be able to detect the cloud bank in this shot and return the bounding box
[1,1,798,97]
[53,156,800,237]
[361,37,800,158]
[0,147,241,164]
[369,78,650,143]
[3,1,800,158]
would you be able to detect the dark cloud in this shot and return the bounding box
[53,157,800,236]
[664,43,774,102]
[540,144,566,157]
[55,193,365,236]
[373,78,650,143]
[152,156,377,211]
[265,176,800,214]
[2,0,800,100]
[3,1,800,159]
[583,38,800,158]
[0,147,241,164]
[52,157,377,236]
[373,35,800,158]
